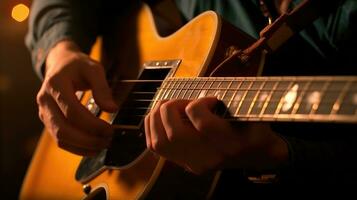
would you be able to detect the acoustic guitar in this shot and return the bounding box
[20,3,357,200]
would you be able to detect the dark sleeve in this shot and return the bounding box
[276,1,357,184]
[25,0,102,79]
[278,134,357,185]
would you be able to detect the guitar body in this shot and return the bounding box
[20,3,264,200]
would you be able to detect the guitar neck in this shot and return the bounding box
[155,76,357,123]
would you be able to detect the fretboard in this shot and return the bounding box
[155,76,357,123]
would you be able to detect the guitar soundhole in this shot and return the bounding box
[83,187,107,200]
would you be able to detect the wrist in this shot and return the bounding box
[45,39,81,75]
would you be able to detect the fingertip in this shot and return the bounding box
[103,100,119,112]
[205,96,219,107]
[92,94,118,112]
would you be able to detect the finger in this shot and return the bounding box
[84,60,118,112]
[57,140,101,156]
[159,99,191,140]
[185,97,228,135]
[38,91,112,154]
[159,99,224,172]
[45,78,113,137]
[144,114,152,149]
[185,97,239,156]
[149,101,169,152]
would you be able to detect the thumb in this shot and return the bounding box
[185,97,222,125]
[84,61,118,112]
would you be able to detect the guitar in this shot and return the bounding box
[20,3,357,200]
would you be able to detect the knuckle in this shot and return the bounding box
[184,102,197,116]
[160,100,175,115]
[53,126,65,141]
[195,120,212,132]
[152,104,162,117]
[36,90,46,105]
[62,104,74,119]
[51,88,68,108]
[45,74,60,90]
[37,110,44,121]
[146,141,152,150]
[151,140,160,151]
[151,139,165,152]
[86,61,102,73]
[166,130,177,142]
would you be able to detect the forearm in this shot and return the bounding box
[26,0,101,79]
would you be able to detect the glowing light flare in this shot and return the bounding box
[11,4,30,22]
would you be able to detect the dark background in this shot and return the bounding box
[0,0,43,198]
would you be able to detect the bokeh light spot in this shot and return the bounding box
[11,4,30,22]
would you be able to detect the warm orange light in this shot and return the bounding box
[11,4,30,22]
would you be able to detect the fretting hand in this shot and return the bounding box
[145,97,289,174]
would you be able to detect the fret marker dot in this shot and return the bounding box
[258,92,268,108]
[198,90,207,98]
[282,84,298,112]
[308,91,321,105]
[215,91,223,99]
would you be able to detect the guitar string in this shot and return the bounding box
[106,77,357,83]
[110,88,352,94]
[102,98,357,116]
[89,79,356,116]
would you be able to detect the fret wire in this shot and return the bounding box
[198,78,209,98]
[112,90,357,99]
[159,80,171,100]
[130,98,339,103]
[167,79,178,100]
[188,78,199,99]
[118,114,357,123]
[274,81,295,116]
[197,80,211,99]
[173,80,187,99]
[222,79,233,99]
[154,76,357,82]
[174,79,186,99]
[148,80,167,110]
[205,79,216,97]
[331,81,352,115]
[246,80,267,117]
[291,80,311,115]
[170,79,178,99]
[212,78,223,99]
[226,81,243,111]
[309,80,331,115]
[233,79,254,117]
[148,86,354,93]
[171,79,182,99]
[221,80,234,117]
[259,81,279,117]
[181,78,194,99]
[167,79,176,99]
